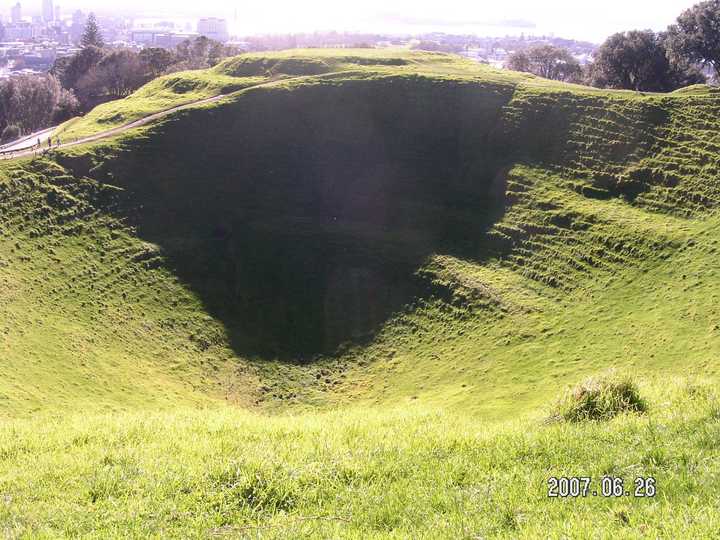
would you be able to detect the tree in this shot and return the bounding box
[173,36,241,71]
[661,47,709,88]
[175,36,216,70]
[506,45,582,82]
[52,89,81,124]
[55,45,104,91]
[411,41,462,53]
[589,30,706,91]
[0,81,14,133]
[12,76,63,133]
[506,50,531,73]
[0,75,66,136]
[667,0,720,79]
[529,45,582,82]
[1,125,20,144]
[72,49,153,104]
[48,30,240,114]
[95,50,150,98]
[81,13,104,49]
[139,47,176,78]
[49,55,72,82]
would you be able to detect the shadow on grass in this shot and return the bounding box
[60,78,548,359]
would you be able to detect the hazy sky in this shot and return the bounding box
[34,0,703,42]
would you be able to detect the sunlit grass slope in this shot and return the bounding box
[5,50,720,419]
[54,71,265,141]
[0,159,265,417]
[54,49,498,141]
[2,378,720,538]
[3,49,720,537]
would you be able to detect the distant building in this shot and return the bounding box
[42,0,53,23]
[156,32,195,48]
[197,17,228,42]
[20,47,56,67]
[69,10,85,43]
[54,5,61,23]
[71,9,83,26]
[131,30,196,48]
[11,3,22,24]
[4,22,35,41]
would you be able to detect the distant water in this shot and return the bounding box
[132,17,197,32]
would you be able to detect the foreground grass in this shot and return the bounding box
[1,378,719,538]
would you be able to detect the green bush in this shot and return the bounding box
[551,371,647,422]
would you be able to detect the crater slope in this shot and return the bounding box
[4,48,720,538]
[2,50,720,418]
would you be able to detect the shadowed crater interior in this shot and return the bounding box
[65,77,518,357]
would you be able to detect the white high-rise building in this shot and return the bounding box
[42,0,53,23]
[11,2,22,23]
[197,17,228,42]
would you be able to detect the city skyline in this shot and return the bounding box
[0,0,704,42]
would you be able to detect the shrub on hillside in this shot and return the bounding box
[550,372,647,422]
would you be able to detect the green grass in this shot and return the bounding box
[550,371,647,422]
[6,52,720,417]
[2,377,719,538]
[0,158,273,417]
[54,71,266,141]
[54,49,500,141]
[56,47,623,143]
[3,49,720,536]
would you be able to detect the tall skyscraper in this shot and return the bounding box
[42,0,53,23]
[11,2,22,23]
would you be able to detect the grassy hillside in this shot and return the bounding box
[0,158,265,417]
[7,48,720,417]
[3,49,720,536]
[53,49,503,141]
[54,71,265,141]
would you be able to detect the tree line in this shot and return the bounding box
[1,14,240,144]
[506,0,720,92]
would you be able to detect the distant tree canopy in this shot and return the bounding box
[0,75,79,141]
[51,35,240,112]
[54,45,105,92]
[666,0,720,80]
[79,49,148,100]
[589,30,706,91]
[506,45,582,82]
[139,48,176,78]
[171,36,241,71]
[410,41,463,54]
